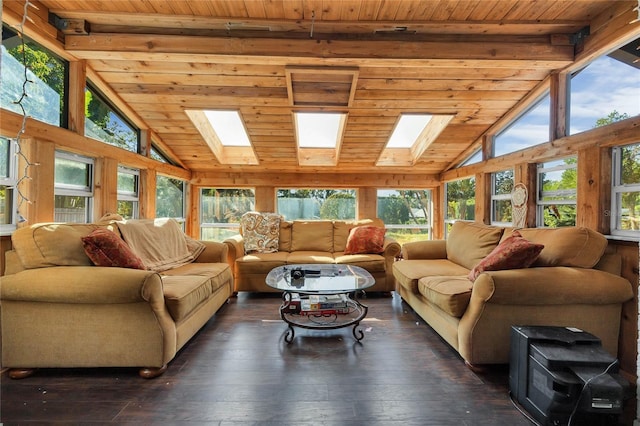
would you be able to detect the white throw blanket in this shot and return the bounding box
[116,218,204,272]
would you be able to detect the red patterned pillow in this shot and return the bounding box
[344,226,386,255]
[468,230,543,281]
[81,228,146,269]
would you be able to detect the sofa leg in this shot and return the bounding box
[139,364,168,379]
[464,361,487,374]
[8,368,37,379]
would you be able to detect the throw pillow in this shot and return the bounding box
[344,226,386,255]
[241,212,282,254]
[468,230,544,281]
[81,228,146,269]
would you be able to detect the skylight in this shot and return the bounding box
[203,110,251,146]
[294,112,347,166]
[295,112,345,148]
[387,114,434,148]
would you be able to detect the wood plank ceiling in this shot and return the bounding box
[35,1,619,175]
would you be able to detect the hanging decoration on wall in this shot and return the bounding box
[511,183,528,228]
[12,0,38,223]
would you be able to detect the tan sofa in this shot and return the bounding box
[224,218,401,293]
[1,220,233,378]
[392,221,634,366]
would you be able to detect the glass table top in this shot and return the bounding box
[266,264,375,293]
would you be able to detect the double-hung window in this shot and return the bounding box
[156,175,186,227]
[444,177,476,236]
[200,188,254,241]
[117,166,140,219]
[377,189,431,244]
[491,170,514,226]
[0,136,17,233]
[611,143,640,237]
[537,158,577,227]
[54,151,94,223]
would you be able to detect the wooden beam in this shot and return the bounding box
[65,33,575,63]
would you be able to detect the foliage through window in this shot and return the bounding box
[85,83,139,152]
[277,189,356,220]
[156,176,185,225]
[612,143,640,235]
[0,136,17,233]
[537,158,577,227]
[491,170,514,225]
[445,177,476,235]
[377,190,431,244]
[1,24,67,127]
[117,166,139,220]
[54,152,93,223]
[493,93,550,157]
[200,188,255,241]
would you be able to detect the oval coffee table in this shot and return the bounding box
[266,264,375,343]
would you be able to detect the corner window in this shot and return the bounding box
[200,188,255,241]
[612,143,640,236]
[0,136,17,233]
[156,176,185,226]
[85,83,139,152]
[444,177,476,235]
[54,151,93,223]
[117,166,139,220]
[277,189,356,220]
[1,24,68,127]
[537,158,577,227]
[377,189,431,244]
[491,170,514,226]
[493,93,550,157]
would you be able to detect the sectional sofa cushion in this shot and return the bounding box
[518,227,607,268]
[446,221,504,270]
[418,276,472,317]
[290,221,334,252]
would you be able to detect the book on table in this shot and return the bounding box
[282,293,350,315]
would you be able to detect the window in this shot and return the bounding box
[54,151,93,223]
[0,136,17,233]
[1,24,68,127]
[200,188,255,241]
[117,166,139,220]
[156,176,185,225]
[493,93,550,157]
[611,143,640,236]
[377,189,431,245]
[444,177,476,235]
[461,149,482,167]
[537,158,577,227]
[491,170,514,226]
[569,38,639,135]
[85,83,139,152]
[277,189,356,220]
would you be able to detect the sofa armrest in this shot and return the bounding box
[1,266,165,305]
[223,234,244,265]
[401,240,447,260]
[194,241,228,264]
[3,250,25,276]
[471,267,634,306]
[382,237,401,258]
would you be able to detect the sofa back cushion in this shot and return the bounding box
[446,221,504,270]
[517,227,607,268]
[12,223,109,269]
[278,221,293,252]
[291,221,334,252]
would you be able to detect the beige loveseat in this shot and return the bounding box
[392,221,634,366]
[224,218,401,293]
[1,219,233,378]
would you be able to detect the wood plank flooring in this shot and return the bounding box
[0,293,631,424]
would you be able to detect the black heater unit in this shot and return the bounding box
[509,326,630,426]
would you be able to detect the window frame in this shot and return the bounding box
[0,136,18,234]
[611,144,640,237]
[536,157,577,228]
[444,176,476,237]
[199,187,255,241]
[490,169,514,227]
[276,188,357,221]
[117,166,140,220]
[376,189,432,244]
[155,175,186,227]
[54,151,94,223]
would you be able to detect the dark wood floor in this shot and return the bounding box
[0,293,632,425]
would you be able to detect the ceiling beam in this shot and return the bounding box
[65,33,575,63]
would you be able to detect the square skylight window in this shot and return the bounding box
[295,112,346,148]
[203,110,251,146]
